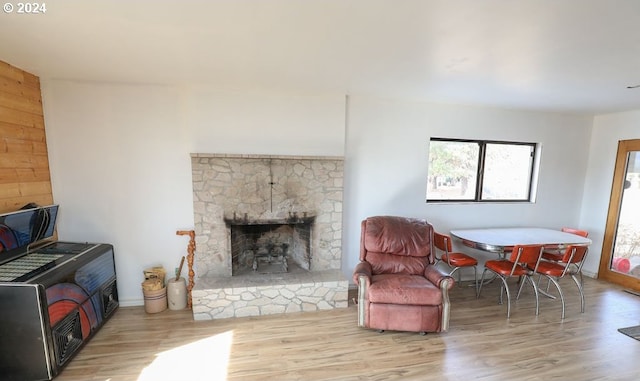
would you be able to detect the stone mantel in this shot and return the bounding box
[191,153,344,161]
[223,215,316,226]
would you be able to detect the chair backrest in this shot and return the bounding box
[360,216,433,276]
[509,244,544,267]
[560,244,589,265]
[433,232,452,254]
[561,227,589,238]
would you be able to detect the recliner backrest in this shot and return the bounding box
[360,216,434,276]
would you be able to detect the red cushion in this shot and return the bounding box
[368,274,442,305]
[535,261,566,277]
[485,260,529,276]
[442,253,478,267]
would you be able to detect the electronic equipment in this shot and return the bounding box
[0,205,118,380]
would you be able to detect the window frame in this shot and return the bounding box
[427,137,538,203]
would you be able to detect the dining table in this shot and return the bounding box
[450,227,593,294]
[449,227,592,255]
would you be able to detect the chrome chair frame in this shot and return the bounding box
[541,227,589,287]
[533,245,588,319]
[478,245,544,318]
[434,232,478,296]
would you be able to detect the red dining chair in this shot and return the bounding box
[542,227,589,262]
[541,227,588,287]
[434,231,478,295]
[532,244,589,319]
[477,244,544,318]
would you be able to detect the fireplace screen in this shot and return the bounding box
[226,216,313,276]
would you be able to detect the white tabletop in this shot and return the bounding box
[449,227,592,253]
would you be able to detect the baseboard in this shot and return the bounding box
[118,299,144,307]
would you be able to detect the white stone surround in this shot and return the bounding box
[190,153,347,320]
[192,269,349,320]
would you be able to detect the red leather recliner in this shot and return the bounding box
[353,216,455,334]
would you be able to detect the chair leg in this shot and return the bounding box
[543,275,565,319]
[516,276,540,315]
[480,271,516,318]
[526,275,540,316]
[472,265,478,297]
[571,274,586,313]
[477,268,491,298]
[545,277,553,293]
[498,277,512,318]
[449,267,462,287]
[516,276,527,299]
[535,273,552,293]
[451,266,479,296]
[577,268,584,288]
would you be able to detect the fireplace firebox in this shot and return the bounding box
[225,214,314,275]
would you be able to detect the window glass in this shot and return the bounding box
[427,140,479,200]
[482,143,534,200]
[427,138,536,202]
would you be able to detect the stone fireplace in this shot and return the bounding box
[190,154,348,320]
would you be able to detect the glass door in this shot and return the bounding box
[599,139,640,290]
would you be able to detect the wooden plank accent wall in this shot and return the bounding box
[0,60,54,213]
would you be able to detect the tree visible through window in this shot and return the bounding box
[427,138,537,202]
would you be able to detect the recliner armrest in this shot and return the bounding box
[353,261,372,284]
[424,265,455,289]
[353,261,373,328]
[425,265,454,332]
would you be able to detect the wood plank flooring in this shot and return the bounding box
[56,277,640,381]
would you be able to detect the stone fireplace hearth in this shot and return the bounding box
[190,154,348,320]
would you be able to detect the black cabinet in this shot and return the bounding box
[0,242,118,380]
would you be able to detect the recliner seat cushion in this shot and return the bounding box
[368,274,442,305]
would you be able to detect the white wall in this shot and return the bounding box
[41,80,346,305]
[580,110,640,274]
[343,96,594,275]
[41,80,601,304]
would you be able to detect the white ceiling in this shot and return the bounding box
[2,0,640,115]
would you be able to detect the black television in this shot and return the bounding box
[0,204,59,262]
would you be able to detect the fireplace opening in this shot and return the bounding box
[226,215,314,276]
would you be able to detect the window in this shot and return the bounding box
[427,138,537,202]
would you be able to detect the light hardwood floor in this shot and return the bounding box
[56,277,640,381]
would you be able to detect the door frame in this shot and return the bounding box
[598,139,640,290]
